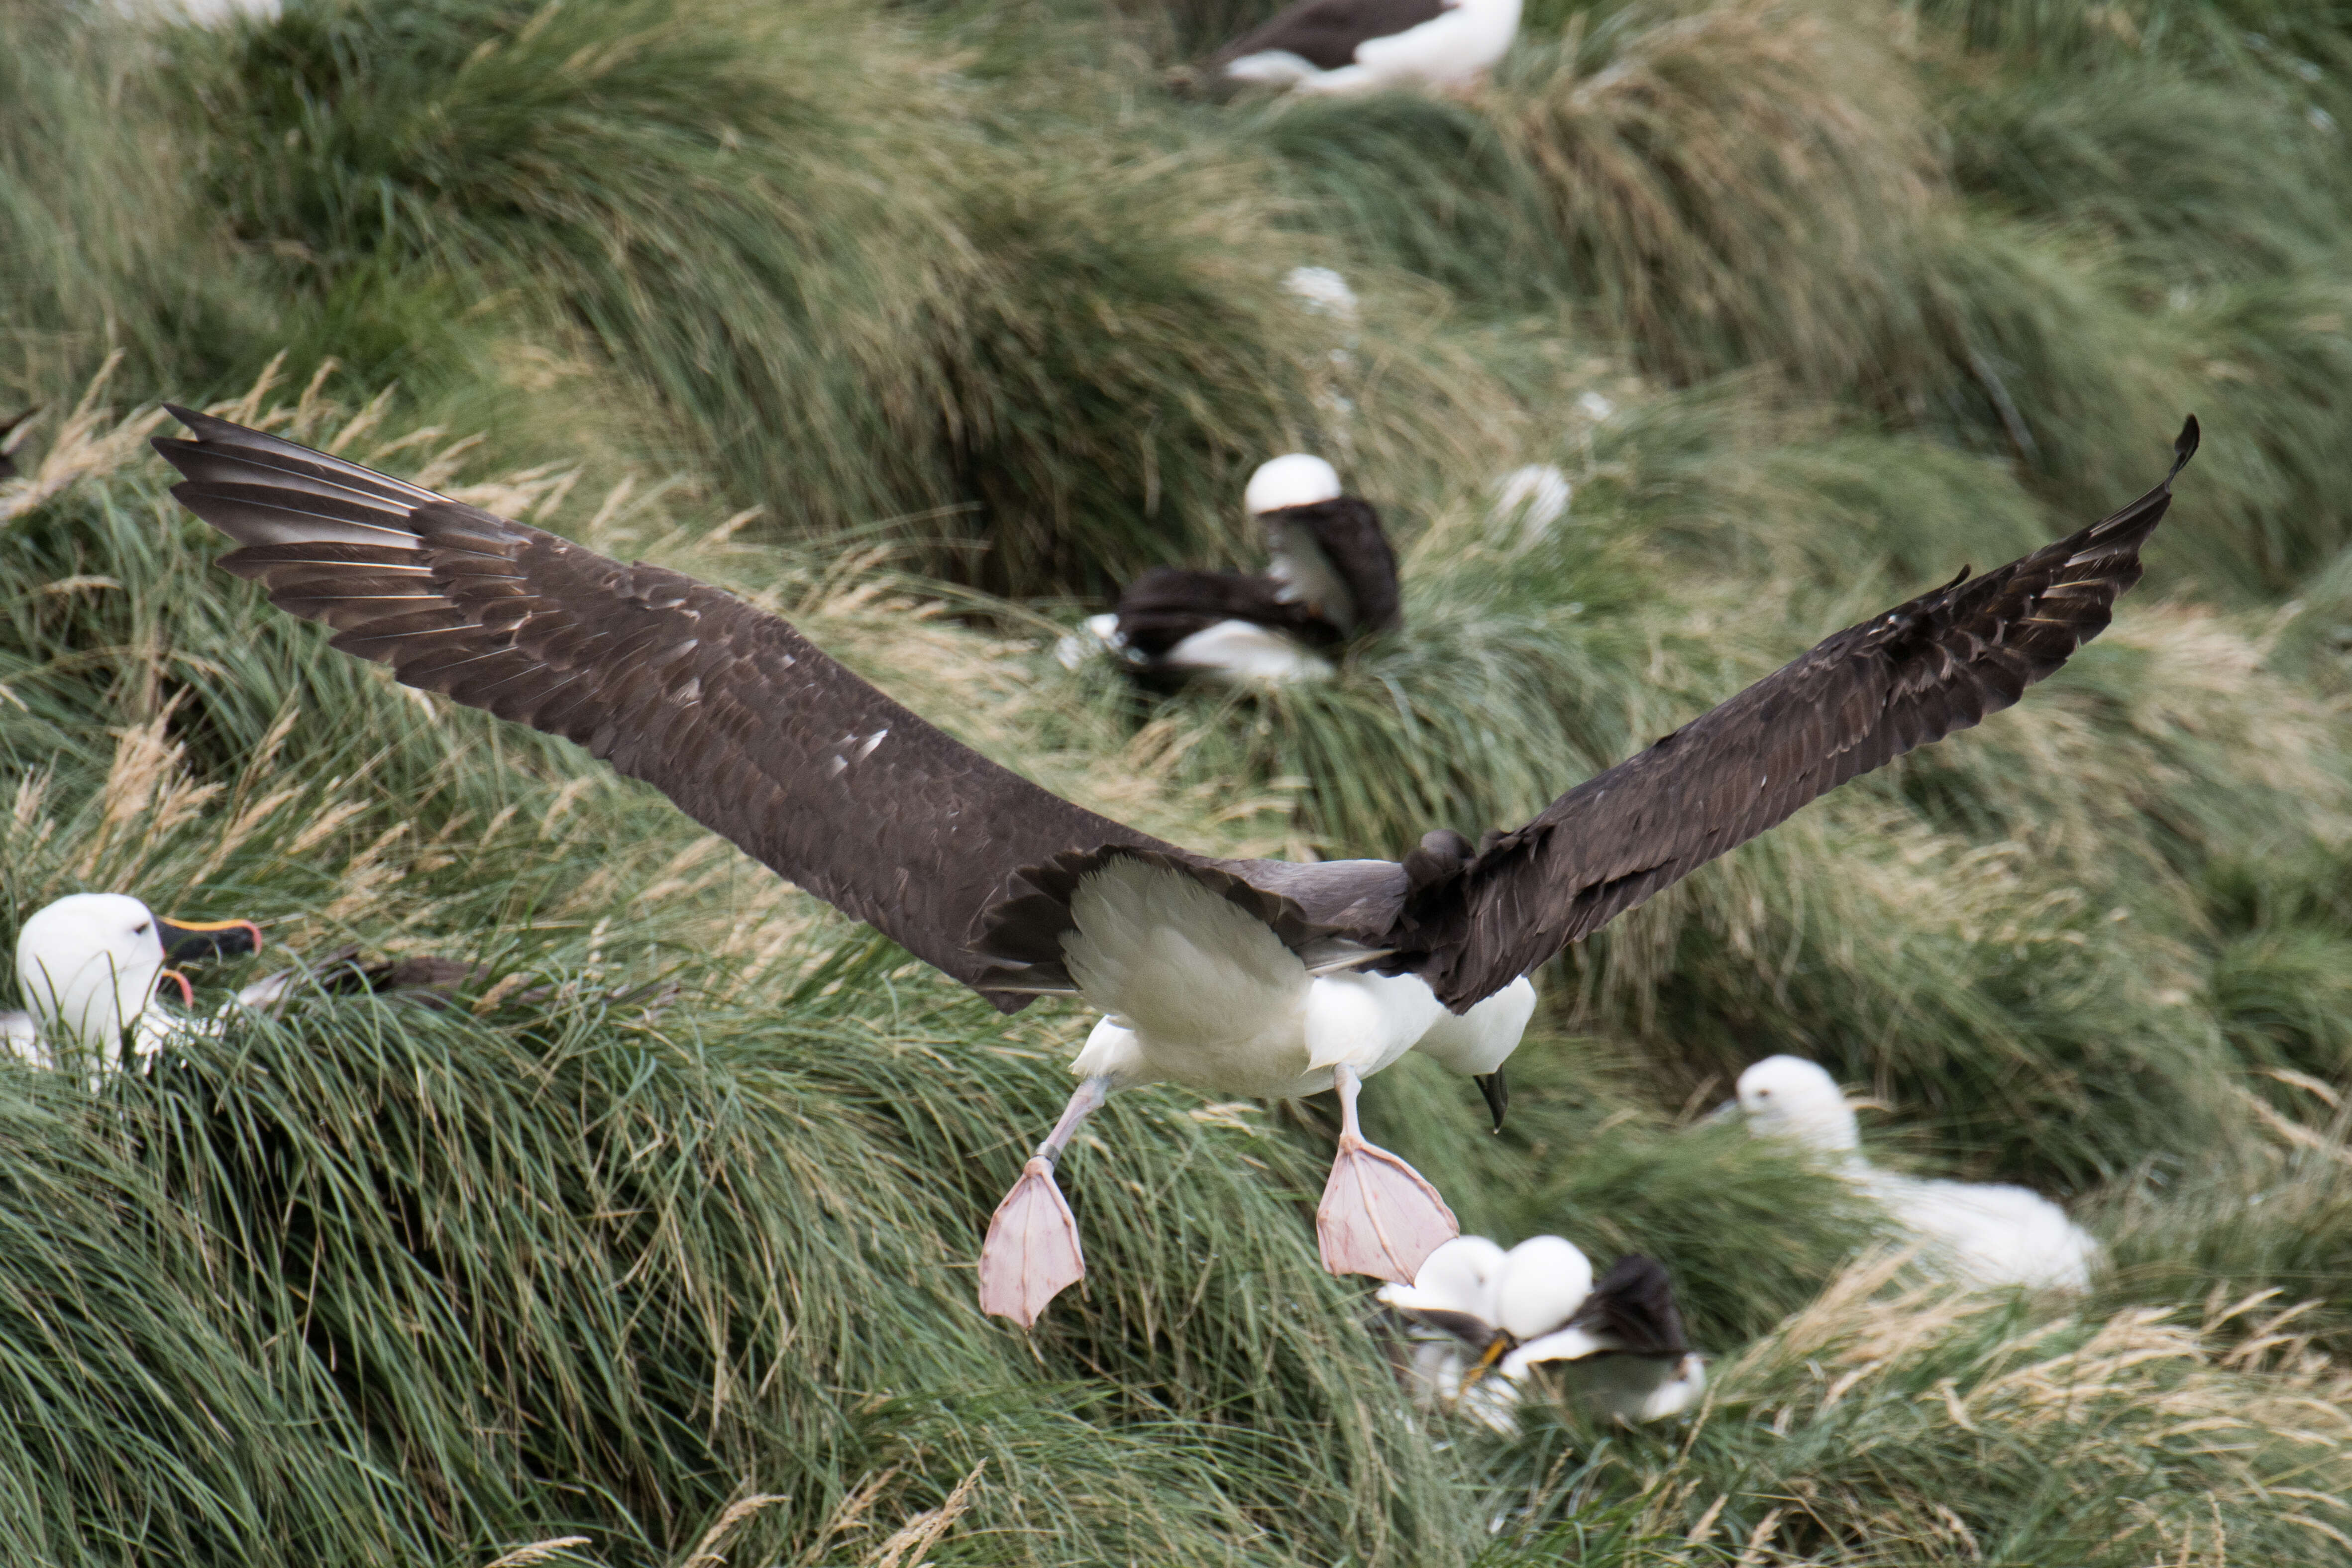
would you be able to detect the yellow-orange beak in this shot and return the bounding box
[158,916,263,961]
[158,968,195,1008]
[1458,1334,1514,1393]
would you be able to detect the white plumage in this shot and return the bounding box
[981,856,1539,1323]
[1160,619,1337,684]
[8,894,182,1073]
[1379,1233,1705,1429]
[1734,1054,2101,1293]
[1224,0,1524,96]
[1063,856,1528,1098]
[6,894,266,1076]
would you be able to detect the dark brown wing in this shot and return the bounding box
[1401,418,2199,1010]
[151,408,1173,1010]
[1266,496,1401,636]
[1113,566,1324,656]
[1389,1304,1503,1352]
[1568,1255,1688,1357]
[1213,0,1449,70]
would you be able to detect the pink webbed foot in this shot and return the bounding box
[978,1156,1086,1327]
[1316,1133,1459,1283]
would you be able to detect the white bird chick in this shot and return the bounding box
[1735,1053,1863,1152]
[6,894,261,1073]
[1734,1054,2100,1293]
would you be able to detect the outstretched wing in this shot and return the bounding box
[152,408,1171,1009]
[1402,418,2200,1009]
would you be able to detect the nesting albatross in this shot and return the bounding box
[1081,453,1401,685]
[1212,0,1522,95]
[5,893,262,1072]
[154,408,2194,1326]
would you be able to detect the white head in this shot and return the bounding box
[1493,1235,1594,1340]
[13,894,173,1060]
[1244,454,1342,516]
[1736,1054,1861,1153]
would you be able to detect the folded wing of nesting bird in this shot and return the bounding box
[154,407,2195,1326]
[231,949,489,1013]
[1504,1253,1707,1423]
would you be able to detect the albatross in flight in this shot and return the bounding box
[153,408,2194,1326]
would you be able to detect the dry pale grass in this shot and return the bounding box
[1496,0,1943,394]
[1519,1253,2352,1566]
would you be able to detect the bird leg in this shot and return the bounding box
[978,1075,1110,1328]
[1316,1063,1458,1283]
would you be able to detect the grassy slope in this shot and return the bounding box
[6,0,2352,1563]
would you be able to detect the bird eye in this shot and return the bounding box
[133,922,150,935]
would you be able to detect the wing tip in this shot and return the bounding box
[2169,414,2200,480]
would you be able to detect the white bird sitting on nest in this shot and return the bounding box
[3,893,262,1073]
[1064,453,1402,687]
[1380,1234,1705,1429]
[1732,1054,2101,1293]
[1211,0,1523,96]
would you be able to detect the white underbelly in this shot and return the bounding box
[1075,969,1444,1098]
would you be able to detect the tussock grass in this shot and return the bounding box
[2,356,2350,1567]
[190,0,1520,597]
[6,0,2352,1556]
[1487,1254,2352,1565]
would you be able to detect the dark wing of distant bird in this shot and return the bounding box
[1568,1255,1689,1357]
[1388,1304,1503,1353]
[1212,0,1448,70]
[152,409,1174,1011]
[1263,497,1401,636]
[1113,566,1324,656]
[1399,418,2200,1010]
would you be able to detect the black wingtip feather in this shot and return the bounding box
[2171,414,2200,474]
